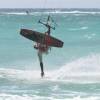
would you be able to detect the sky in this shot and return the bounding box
[0,0,100,8]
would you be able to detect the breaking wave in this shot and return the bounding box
[0,54,100,83]
[52,54,100,83]
[1,10,100,15]
[0,93,100,100]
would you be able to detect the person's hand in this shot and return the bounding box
[34,45,38,49]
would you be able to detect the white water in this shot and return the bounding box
[1,11,100,15]
[0,54,100,83]
[0,93,100,100]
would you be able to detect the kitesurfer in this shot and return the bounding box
[34,15,55,77]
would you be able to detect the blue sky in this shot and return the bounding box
[0,0,100,8]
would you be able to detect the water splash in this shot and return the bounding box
[52,54,100,83]
[0,54,100,83]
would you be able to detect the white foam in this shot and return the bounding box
[0,68,41,82]
[52,54,100,83]
[0,93,99,100]
[1,12,27,15]
[0,54,100,83]
[1,11,100,15]
[69,27,88,31]
[0,93,53,100]
[44,11,100,14]
[84,33,96,40]
[40,10,100,14]
[81,27,88,30]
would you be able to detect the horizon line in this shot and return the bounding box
[0,8,100,9]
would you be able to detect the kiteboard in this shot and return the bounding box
[20,29,63,48]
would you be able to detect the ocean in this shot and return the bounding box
[0,8,100,100]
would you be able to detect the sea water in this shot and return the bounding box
[0,8,100,100]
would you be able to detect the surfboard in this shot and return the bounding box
[20,29,63,48]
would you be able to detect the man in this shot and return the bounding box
[34,42,48,77]
[34,15,55,77]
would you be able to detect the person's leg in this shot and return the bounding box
[40,62,44,77]
[38,51,44,77]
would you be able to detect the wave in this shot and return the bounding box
[1,10,100,15]
[53,10,100,14]
[0,93,100,100]
[0,68,41,81]
[84,33,96,40]
[0,93,54,100]
[0,12,28,15]
[0,54,100,83]
[52,53,100,83]
[69,26,88,31]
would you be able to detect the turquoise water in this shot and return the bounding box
[0,9,100,100]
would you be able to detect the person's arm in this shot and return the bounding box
[50,26,55,30]
[38,20,55,30]
[38,20,47,26]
